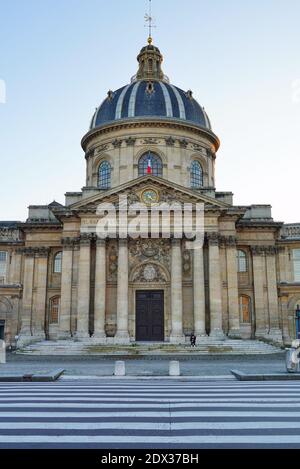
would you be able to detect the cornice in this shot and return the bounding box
[251,245,277,256]
[237,220,283,231]
[19,222,62,231]
[18,247,50,257]
[81,118,220,152]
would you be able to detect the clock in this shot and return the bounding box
[141,188,159,204]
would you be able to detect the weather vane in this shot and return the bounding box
[144,0,156,44]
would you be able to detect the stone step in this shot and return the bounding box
[18,338,281,356]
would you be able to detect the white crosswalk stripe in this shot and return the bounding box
[1,379,300,448]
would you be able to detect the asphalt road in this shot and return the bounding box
[0,352,286,377]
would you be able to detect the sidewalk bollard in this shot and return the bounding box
[114,361,126,376]
[169,360,180,376]
[0,340,6,364]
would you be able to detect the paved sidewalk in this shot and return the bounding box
[0,352,287,377]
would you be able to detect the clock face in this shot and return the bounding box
[141,189,159,204]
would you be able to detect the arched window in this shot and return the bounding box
[138,152,163,177]
[237,250,247,273]
[239,295,251,323]
[54,252,62,274]
[190,160,203,189]
[49,296,60,325]
[0,251,7,284]
[98,161,111,189]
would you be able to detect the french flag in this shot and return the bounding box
[147,153,152,174]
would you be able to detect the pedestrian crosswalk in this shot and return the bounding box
[1,379,300,448]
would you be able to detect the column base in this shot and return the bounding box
[228,328,241,339]
[255,329,268,338]
[267,329,283,343]
[93,331,107,339]
[283,335,292,346]
[169,334,186,344]
[74,331,90,340]
[209,329,225,340]
[194,331,208,338]
[91,332,107,344]
[16,334,33,348]
[17,332,45,348]
[114,332,130,345]
[31,331,46,341]
[57,332,72,340]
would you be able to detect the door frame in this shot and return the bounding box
[135,289,165,342]
[129,284,170,342]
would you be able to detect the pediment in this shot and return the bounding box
[70,176,230,212]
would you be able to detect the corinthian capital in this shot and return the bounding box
[206,232,220,246]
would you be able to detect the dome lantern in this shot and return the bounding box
[136,40,165,81]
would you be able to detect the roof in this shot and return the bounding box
[90,80,211,131]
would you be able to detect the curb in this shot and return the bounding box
[231,369,300,381]
[0,369,65,382]
[60,374,236,381]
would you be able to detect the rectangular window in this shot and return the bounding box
[293,249,300,282]
[0,252,7,284]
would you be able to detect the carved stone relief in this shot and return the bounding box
[129,239,171,272]
[107,242,118,281]
[132,262,168,283]
[182,249,191,275]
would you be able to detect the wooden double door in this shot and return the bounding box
[135,290,164,342]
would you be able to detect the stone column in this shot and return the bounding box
[59,239,74,339]
[193,243,207,337]
[76,235,91,339]
[226,238,240,337]
[32,248,49,340]
[266,247,282,342]
[115,239,130,343]
[94,238,107,340]
[18,249,35,347]
[208,233,224,338]
[170,239,185,343]
[11,249,22,284]
[279,293,291,345]
[252,246,267,337]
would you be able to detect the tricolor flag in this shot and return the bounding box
[147,153,152,174]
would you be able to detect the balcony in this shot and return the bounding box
[281,224,300,240]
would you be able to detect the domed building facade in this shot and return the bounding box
[0,39,300,351]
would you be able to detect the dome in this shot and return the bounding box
[89,40,212,132]
[90,81,211,130]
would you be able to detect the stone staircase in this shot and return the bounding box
[17,338,282,356]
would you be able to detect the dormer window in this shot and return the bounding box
[146,81,154,94]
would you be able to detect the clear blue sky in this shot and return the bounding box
[0,0,299,222]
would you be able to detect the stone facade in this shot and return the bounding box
[0,40,300,349]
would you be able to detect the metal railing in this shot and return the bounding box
[281,224,300,239]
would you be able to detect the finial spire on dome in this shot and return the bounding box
[144,0,155,45]
[137,2,165,81]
